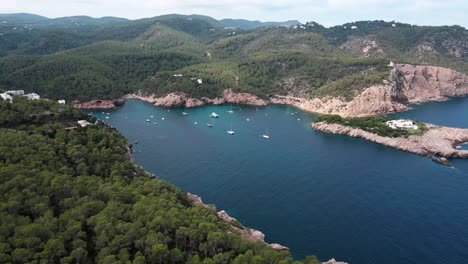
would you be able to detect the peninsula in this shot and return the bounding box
[312,115,468,166]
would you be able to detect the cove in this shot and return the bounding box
[92,98,468,264]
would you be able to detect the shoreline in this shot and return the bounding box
[312,121,468,167]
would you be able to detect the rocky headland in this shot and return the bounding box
[125,88,268,108]
[273,64,468,117]
[186,193,289,250]
[72,98,126,109]
[312,121,468,166]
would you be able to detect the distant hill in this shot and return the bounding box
[220,19,300,29]
[0,13,466,102]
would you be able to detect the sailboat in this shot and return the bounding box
[227,119,235,135]
[262,129,270,139]
[228,105,234,113]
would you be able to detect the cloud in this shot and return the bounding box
[0,0,466,27]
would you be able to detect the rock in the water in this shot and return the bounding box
[322,258,348,264]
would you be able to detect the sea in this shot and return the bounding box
[91,97,468,264]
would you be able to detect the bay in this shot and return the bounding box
[92,98,468,264]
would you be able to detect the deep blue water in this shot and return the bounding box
[92,98,468,264]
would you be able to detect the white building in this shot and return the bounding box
[7,90,24,95]
[197,79,203,84]
[77,120,93,127]
[386,119,418,130]
[0,93,13,101]
[58,100,66,104]
[25,93,40,100]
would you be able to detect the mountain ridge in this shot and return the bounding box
[0,13,466,112]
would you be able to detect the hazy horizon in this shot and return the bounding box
[1,0,467,28]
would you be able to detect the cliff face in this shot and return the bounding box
[271,84,409,117]
[312,122,468,161]
[186,193,289,251]
[275,64,468,117]
[394,64,468,103]
[72,99,125,109]
[127,89,267,108]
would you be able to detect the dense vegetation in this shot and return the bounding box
[315,114,428,137]
[0,97,320,263]
[0,14,466,102]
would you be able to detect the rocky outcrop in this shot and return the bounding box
[393,64,468,103]
[187,193,289,251]
[312,122,468,165]
[271,84,409,117]
[322,258,348,264]
[127,89,267,108]
[272,64,468,117]
[72,99,125,109]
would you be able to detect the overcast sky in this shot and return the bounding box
[1,0,467,27]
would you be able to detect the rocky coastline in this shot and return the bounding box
[186,193,289,251]
[73,64,468,118]
[312,121,468,166]
[72,98,126,109]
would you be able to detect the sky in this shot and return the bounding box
[1,0,467,28]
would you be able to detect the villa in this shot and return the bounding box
[386,119,418,130]
[25,93,40,100]
[77,120,93,127]
[0,90,41,101]
[0,93,13,101]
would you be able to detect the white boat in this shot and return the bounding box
[194,122,198,125]
[227,120,235,135]
[105,116,110,119]
[161,117,165,120]
[146,119,150,122]
[182,112,187,115]
[153,123,157,125]
[150,115,154,118]
[228,105,234,113]
[246,118,250,122]
[210,112,219,118]
[262,129,270,139]
[207,123,213,127]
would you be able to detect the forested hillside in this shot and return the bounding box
[0,14,466,102]
[0,97,320,263]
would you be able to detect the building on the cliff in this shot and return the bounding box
[0,93,13,101]
[58,100,66,104]
[6,90,24,95]
[386,119,418,130]
[25,93,40,100]
[77,120,93,127]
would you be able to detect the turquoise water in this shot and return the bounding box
[92,98,468,264]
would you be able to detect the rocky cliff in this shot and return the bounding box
[273,64,468,117]
[72,99,125,109]
[77,64,468,117]
[127,89,267,108]
[393,64,468,103]
[187,193,289,251]
[312,122,468,165]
